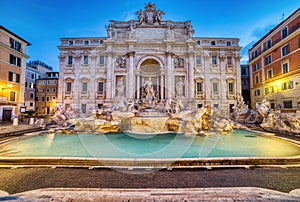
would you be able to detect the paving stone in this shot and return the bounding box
[3,188,300,201]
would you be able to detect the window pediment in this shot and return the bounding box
[80,77,90,82]
[64,77,74,82]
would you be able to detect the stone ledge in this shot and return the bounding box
[1,187,300,201]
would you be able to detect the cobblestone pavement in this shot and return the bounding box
[0,167,299,195]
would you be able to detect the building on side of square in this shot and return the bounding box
[25,60,54,113]
[249,8,300,111]
[57,3,242,117]
[241,64,250,106]
[0,25,31,122]
[36,72,59,115]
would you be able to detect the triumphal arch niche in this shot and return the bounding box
[105,2,195,103]
[58,2,241,117]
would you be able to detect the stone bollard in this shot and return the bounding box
[29,118,35,125]
[13,118,18,126]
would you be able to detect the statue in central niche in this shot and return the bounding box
[143,77,156,103]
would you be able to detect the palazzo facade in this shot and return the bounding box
[57,3,242,117]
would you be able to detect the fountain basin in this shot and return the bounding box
[0,130,299,168]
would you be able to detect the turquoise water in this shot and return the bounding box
[0,130,299,158]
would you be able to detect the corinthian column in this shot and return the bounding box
[188,53,195,100]
[166,52,174,98]
[106,52,113,101]
[128,52,135,99]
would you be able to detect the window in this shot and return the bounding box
[46,97,50,102]
[255,75,259,84]
[212,82,218,93]
[98,82,104,93]
[84,55,88,64]
[282,62,289,74]
[82,104,87,114]
[226,41,231,46]
[254,89,260,96]
[196,56,201,65]
[227,57,232,66]
[69,40,73,45]
[197,41,201,45]
[254,62,259,71]
[212,56,217,65]
[10,54,21,67]
[283,100,292,109]
[53,80,57,85]
[265,54,272,65]
[211,41,216,46]
[10,38,21,52]
[254,50,258,58]
[30,102,33,107]
[47,80,51,85]
[47,89,50,92]
[10,91,16,101]
[282,44,290,56]
[228,83,234,92]
[267,69,272,79]
[267,39,272,49]
[43,80,46,85]
[281,26,288,39]
[8,71,20,83]
[66,83,72,91]
[84,40,89,45]
[42,97,45,101]
[99,55,105,65]
[31,74,35,79]
[241,68,247,75]
[53,88,56,92]
[82,83,87,92]
[242,79,247,86]
[282,81,293,90]
[35,97,38,101]
[30,92,34,99]
[265,86,274,95]
[53,96,56,100]
[68,56,73,65]
[196,82,203,94]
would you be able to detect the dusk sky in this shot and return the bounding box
[1,0,299,71]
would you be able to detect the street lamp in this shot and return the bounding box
[1,83,12,91]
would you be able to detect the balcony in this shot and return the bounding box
[195,92,204,100]
[80,91,89,98]
[96,91,105,99]
[226,92,235,100]
[64,91,73,99]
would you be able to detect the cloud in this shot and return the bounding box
[123,10,136,21]
[239,21,278,64]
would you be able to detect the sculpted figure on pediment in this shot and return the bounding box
[105,25,113,38]
[116,55,127,68]
[135,2,164,25]
[174,56,184,68]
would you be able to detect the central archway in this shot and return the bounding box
[135,57,166,101]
